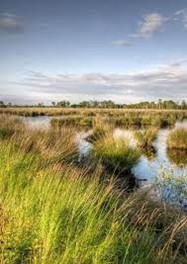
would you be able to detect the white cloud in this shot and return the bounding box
[0,13,23,33]
[133,13,168,38]
[175,8,187,29]
[8,61,186,103]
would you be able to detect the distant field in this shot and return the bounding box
[0,107,187,117]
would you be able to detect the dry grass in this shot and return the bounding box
[167,128,187,149]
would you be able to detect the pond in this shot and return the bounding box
[21,116,187,188]
[132,120,187,185]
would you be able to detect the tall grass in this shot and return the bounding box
[167,128,187,149]
[0,114,25,139]
[0,115,187,263]
[0,115,78,165]
[1,140,187,263]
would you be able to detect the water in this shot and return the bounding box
[21,116,187,186]
[20,116,52,129]
[132,128,187,184]
[114,120,187,185]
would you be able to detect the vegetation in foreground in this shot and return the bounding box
[167,128,187,150]
[0,115,187,263]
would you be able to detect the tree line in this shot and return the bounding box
[0,99,187,109]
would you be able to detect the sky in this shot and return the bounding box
[0,0,187,104]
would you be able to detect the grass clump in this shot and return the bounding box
[134,128,158,148]
[167,128,187,149]
[92,134,140,173]
[167,148,187,167]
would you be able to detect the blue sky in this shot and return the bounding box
[0,0,187,104]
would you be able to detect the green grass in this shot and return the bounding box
[0,139,152,263]
[167,128,187,149]
[16,108,185,129]
[0,115,187,263]
[1,140,187,263]
[92,134,141,173]
[51,116,93,128]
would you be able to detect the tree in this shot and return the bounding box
[0,101,5,108]
[158,99,162,109]
[37,103,44,107]
[181,100,186,109]
[56,100,70,107]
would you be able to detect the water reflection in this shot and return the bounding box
[20,116,52,129]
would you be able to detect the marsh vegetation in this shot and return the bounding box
[0,113,187,263]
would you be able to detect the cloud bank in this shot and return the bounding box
[7,61,185,103]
